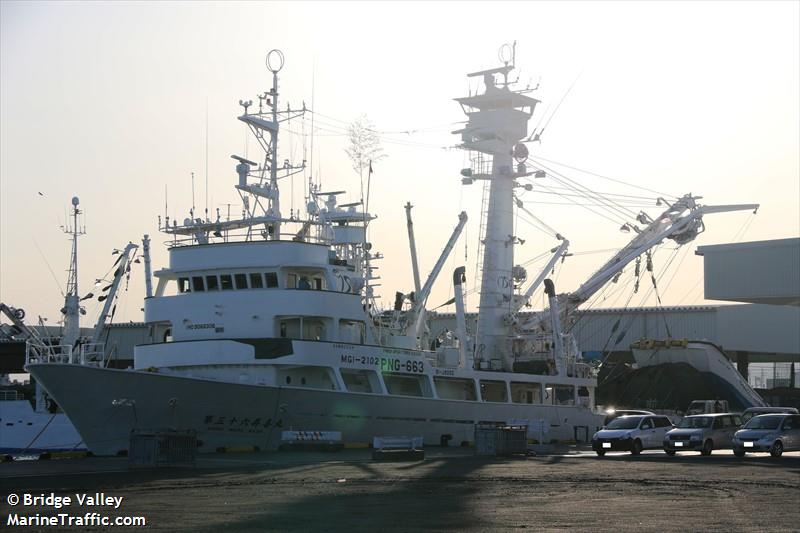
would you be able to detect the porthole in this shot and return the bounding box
[285,376,292,384]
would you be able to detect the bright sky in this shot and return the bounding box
[1,1,798,327]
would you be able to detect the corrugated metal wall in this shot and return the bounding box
[569,307,718,352]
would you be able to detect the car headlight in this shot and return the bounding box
[592,433,599,440]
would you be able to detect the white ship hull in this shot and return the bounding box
[27,363,602,456]
[632,340,766,408]
[0,399,85,454]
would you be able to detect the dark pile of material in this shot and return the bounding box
[597,362,752,412]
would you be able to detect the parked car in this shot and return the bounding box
[685,400,730,416]
[740,406,798,426]
[602,409,655,426]
[732,414,800,457]
[663,413,741,456]
[592,415,674,456]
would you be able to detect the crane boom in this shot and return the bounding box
[567,195,758,310]
[406,211,468,340]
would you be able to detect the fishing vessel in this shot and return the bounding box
[1,198,137,454]
[26,48,756,455]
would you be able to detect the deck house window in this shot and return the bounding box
[341,369,378,394]
[480,380,508,402]
[205,275,219,291]
[384,374,428,397]
[511,382,541,404]
[434,377,477,401]
[178,278,190,293]
[234,273,248,289]
[339,320,365,343]
[250,273,264,289]
[278,317,328,341]
[220,274,234,291]
[546,384,575,406]
[265,272,279,288]
[191,276,205,292]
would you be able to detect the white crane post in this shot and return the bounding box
[516,238,570,313]
[544,279,565,376]
[90,242,138,347]
[405,202,422,294]
[453,266,468,367]
[409,211,468,339]
[142,234,153,298]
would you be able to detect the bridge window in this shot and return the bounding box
[286,270,326,290]
[234,273,248,289]
[205,275,219,291]
[265,272,279,288]
[220,274,234,291]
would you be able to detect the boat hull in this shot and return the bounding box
[632,341,766,409]
[27,363,603,456]
[0,399,85,454]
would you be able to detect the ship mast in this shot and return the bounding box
[61,196,85,348]
[455,45,539,371]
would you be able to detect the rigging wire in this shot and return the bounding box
[522,165,636,224]
[519,185,660,205]
[32,238,65,297]
[527,72,581,142]
[531,155,680,200]
[522,182,661,202]
[530,160,641,221]
[526,180,626,226]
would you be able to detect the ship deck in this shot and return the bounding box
[2,447,798,531]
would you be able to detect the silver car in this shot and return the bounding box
[732,414,800,457]
[663,413,741,456]
[740,406,798,426]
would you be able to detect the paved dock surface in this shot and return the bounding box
[2,448,799,531]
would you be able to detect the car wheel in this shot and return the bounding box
[701,439,713,456]
[631,439,642,455]
[770,440,783,458]
[595,450,605,457]
[664,449,676,456]
[733,449,745,458]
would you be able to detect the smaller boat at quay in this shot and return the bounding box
[1,197,137,454]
